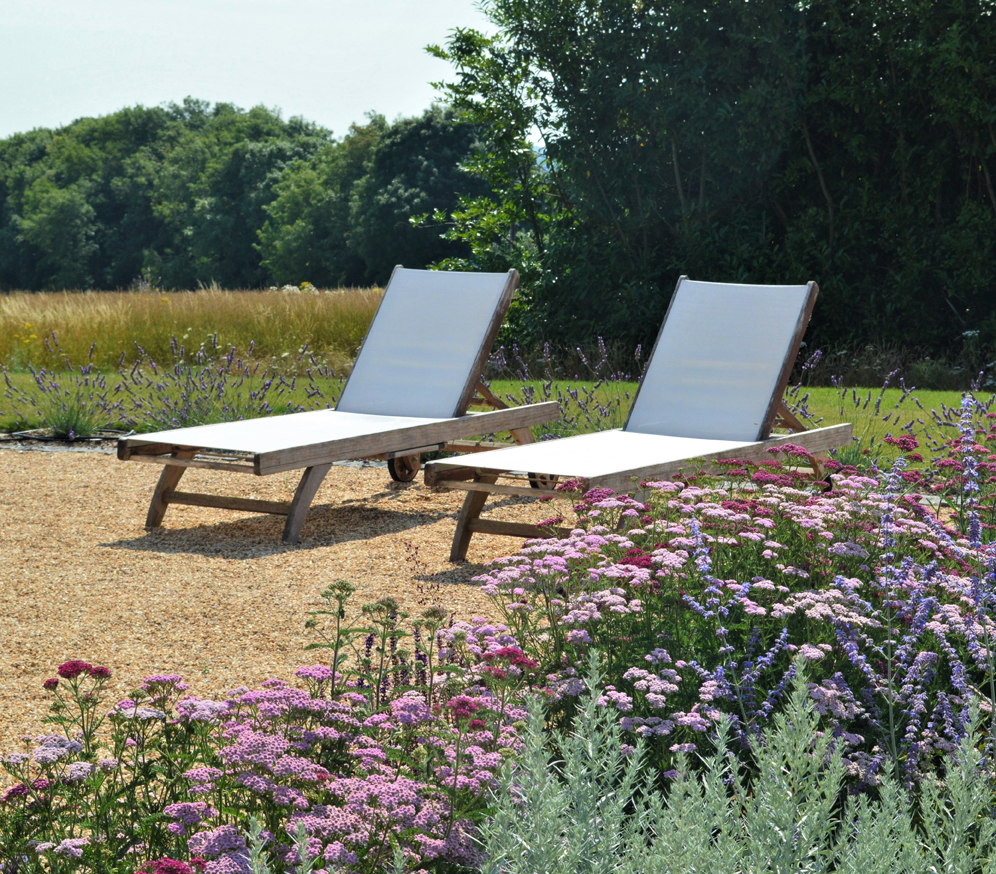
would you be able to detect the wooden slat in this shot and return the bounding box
[146,449,196,528]
[386,444,443,458]
[450,472,498,560]
[425,465,476,486]
[164,491,291,516]
[256,402,559,475]
[467,518,567,539]
[442,439,516,453]
[775,401,808,434]
[128,454,257,474]
[118,441,172,461]
[283,463,332,542]
[474,381,510,410]
[438,480,551,498]
[453,271,519,416]
[759,282,819,439]
[362,444,446,461]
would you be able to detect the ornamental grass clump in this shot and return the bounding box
[473,394,996,786]
[481,658,996,874]
[0,588,530,874]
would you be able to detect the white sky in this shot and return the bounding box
[0,0,493,139]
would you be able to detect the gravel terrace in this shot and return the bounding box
[0,445,559,754]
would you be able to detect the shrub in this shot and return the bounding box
[2,342,123,439]
[481,658,996,874]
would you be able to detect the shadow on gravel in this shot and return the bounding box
[101,492,534,561]
[101,505,448,557]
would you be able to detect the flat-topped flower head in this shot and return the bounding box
[57,660,93,679]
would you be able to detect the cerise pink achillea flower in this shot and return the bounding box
[57,661,93,679]
[42,678,59,690]
[446,696,483,720]
[89,665,111,679]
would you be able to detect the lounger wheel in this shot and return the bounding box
[528,472,558,489]
[388,454,421,482]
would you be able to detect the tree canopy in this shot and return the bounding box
[5,1,996,357]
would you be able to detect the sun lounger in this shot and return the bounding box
[118,267,559,543]
[424,277,853,560]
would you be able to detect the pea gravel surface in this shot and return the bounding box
[0,445,564,756]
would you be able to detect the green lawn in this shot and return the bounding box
[792,385,975,441]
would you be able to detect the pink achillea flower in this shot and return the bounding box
[796,644,830,661]
[57,660,93,679]
[446,696,483,720]
[164,801,218,836]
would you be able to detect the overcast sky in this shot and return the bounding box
[0,0,492,139]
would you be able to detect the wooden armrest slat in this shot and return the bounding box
[438,480,555,498]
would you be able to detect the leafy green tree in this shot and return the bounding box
[258,115,387,287]
[148,103,331,288]
[348,105,488,284]
[0,99,331,291]
[15,178,98,289]
[433,0,806,345]
[0,99,485,293]
[433,0,996,353]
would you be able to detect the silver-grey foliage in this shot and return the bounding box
[481,657,996,874]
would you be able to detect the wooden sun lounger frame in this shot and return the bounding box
[425,278,854,560]
[118,269,560,543]
[428,415,853,560]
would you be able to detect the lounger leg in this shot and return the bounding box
[450,472,498,562]
[146,449,197,528]
[510,427,535,445]
[283,463,332,544]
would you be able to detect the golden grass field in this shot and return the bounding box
[0,287,381,373]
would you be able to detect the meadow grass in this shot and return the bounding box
[797,385,969,439]
[0,372,632,436]
[0,288,381,373]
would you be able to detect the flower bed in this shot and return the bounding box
[476,398,996,787]
[1,594,528,873]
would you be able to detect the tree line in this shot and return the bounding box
[0,99,483,291]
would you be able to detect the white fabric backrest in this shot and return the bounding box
[625,279,813,442]
[335,267,513,418]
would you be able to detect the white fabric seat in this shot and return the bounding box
[443,429,753,481]
[135,411,448,457]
